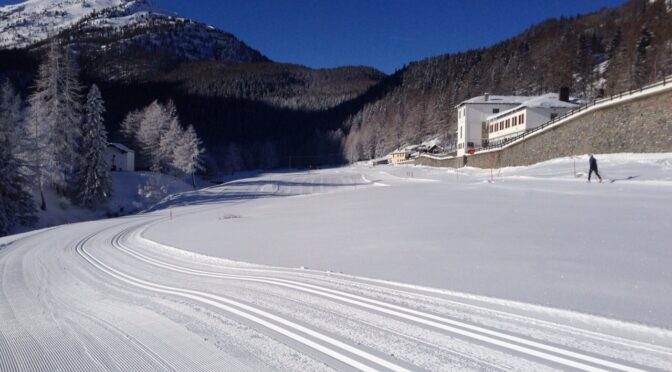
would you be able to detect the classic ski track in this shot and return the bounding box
[76,229,411,372]
[136,229,672,359]
[2,170,669,371]
[111,223,654,372]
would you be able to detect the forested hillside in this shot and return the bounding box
[2,0,670,172]
[343,0,672,161]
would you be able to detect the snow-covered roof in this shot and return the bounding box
[458,95,534,107]
[487,93,580,120]
[421,138,441,148]
[108,142,134,154]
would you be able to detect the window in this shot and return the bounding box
[520,113,525,124]
[493,108,500,114]
[513,116,517,126]
[506,119,510,128]
[459,126,463,139]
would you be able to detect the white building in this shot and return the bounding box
[105,143,135,172]
[486,93,579,145]
[456,94,532,156]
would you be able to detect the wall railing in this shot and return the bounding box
[475,74,672,153]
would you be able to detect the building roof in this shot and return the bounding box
[487,93,580,121]
[108,142,134,154]
[457,95,534,107]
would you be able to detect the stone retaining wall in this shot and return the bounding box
[416,88,672,169]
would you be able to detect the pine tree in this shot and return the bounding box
[0,80,36,236]
[75,84,111,208]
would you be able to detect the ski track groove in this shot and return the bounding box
[113,223,652,372]
[76,229,410,372]
[2,169,671,371]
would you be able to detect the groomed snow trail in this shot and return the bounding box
[1,163,671,371]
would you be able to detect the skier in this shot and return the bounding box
[588,154,602,183]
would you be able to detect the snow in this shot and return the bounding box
[13,171,192,233]
[144,153,672,329]
[1,153,671,370]
[460,95,533,105]
[0,0,161,48]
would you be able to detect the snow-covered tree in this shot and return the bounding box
[134,100,171,170]
[158,113,182,173]
[26,42,83,203]
[75,84,111,207]
[122,100,205,181]
[25,43,60,210]
[173,125,204,187]
[0,80,25,154]
[49,44,83,195]
[0,80,36,236]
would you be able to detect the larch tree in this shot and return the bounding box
[135,100,170,170]
[172,124,204,188]
[26,42,83,202]
[26,42,61,210]
[75,84,111,208]
[51,45,83,196]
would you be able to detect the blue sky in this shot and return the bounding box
[1,0,628,73]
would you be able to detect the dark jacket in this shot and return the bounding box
[589,156,598,170]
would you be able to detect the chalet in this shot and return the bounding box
[105,143,135,172]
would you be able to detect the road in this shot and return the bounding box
[1,168,671,371]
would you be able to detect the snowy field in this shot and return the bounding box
[1,153,671,371]
[146,153,672,328]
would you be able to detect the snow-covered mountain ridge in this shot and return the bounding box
[0,0,146,48]
[0,0,267,65]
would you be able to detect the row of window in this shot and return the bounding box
[489,113,525,133]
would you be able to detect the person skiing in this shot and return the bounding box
[588,154,602,183]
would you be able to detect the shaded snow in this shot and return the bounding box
[13,171,192,233]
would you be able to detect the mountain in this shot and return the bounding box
[0,0,139,49]
[3,0,668,171]
[0,0,385,173]
[342,0,672,161]
[0,0,269,80]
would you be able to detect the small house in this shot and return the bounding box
[105,143,135,172]
[390,150,411,164]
